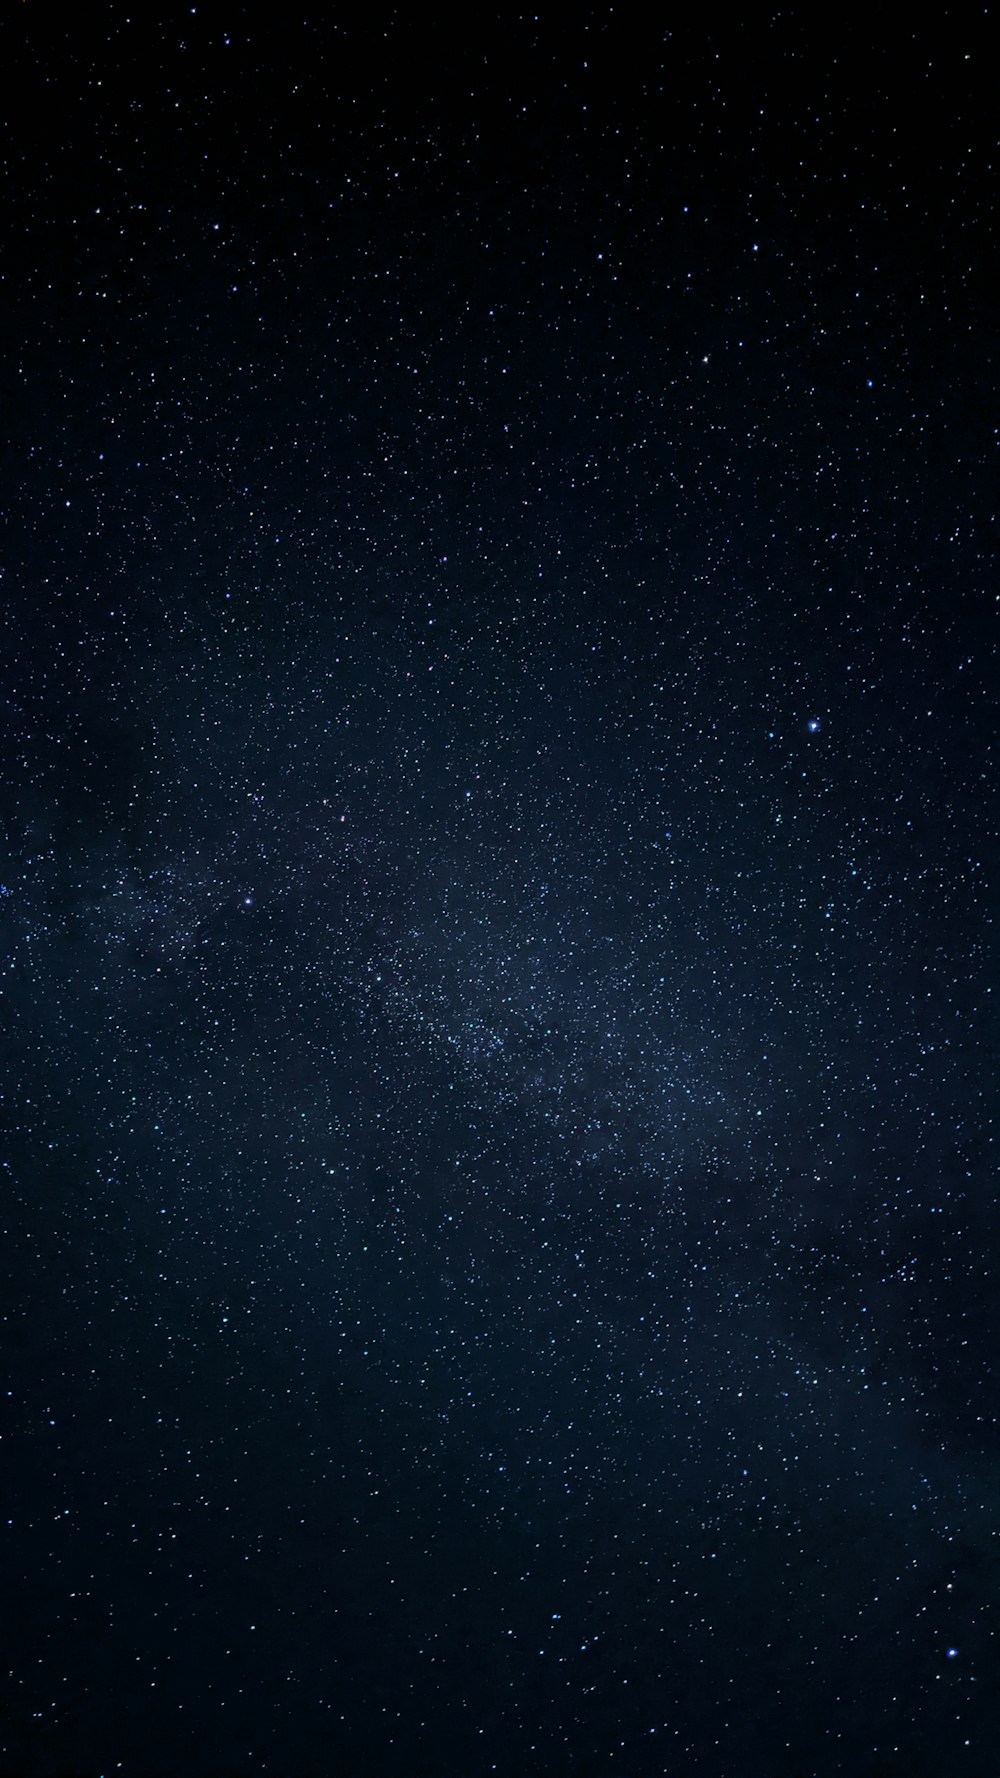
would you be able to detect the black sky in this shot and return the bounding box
[1,9,997,1778]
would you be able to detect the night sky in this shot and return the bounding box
[1,10,997,1777]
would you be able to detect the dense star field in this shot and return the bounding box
[1,11,996,1777]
